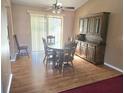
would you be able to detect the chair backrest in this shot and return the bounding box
[69,42,77,57]
[14,35,20,49]
[64,42,77,58]
[47,35,55,44]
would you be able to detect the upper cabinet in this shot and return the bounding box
[87,17,101,34]
[79,12,110,44]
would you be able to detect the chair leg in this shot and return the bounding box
[26,49,29,57]
[18,49,21,56]
[71,61,74,72]
[43,55,47,63]
[58,61,62,74]
[61,63,64,74]
[70,61,73,67]
[44,57,50,72]
[45,57,49,69]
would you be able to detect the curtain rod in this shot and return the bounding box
[27,10,65,17]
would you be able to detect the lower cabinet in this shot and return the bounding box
[75,41,105,65]
[87,44,96,63]
[75,41,87,59]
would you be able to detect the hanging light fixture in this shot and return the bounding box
[47,0,75,14]
[52,9,62,14]
[52,0,62,14]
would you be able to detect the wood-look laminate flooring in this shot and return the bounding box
[11,52,122,93]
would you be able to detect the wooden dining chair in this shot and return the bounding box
[60,42,77,73]
[42,38,57,68]
[14,35,29,57]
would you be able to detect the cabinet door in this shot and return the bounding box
[87,17,101,34]
[87,44,96,62]
[87,18,94,34]
[79,19,83,33]
[75,42,87,58]
[80,18,88,34]
[94,17,102,34]
[80,43,87,58]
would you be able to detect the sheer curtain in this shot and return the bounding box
[48,17,63,45]
[31,14,47,51]
[31,14,63,52]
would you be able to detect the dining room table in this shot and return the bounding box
[47,41,77,73]
[48,41,75,50]
[47,42,73,72]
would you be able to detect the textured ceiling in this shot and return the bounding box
[12,0,88,9]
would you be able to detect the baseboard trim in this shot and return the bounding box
[104,63,123,73]
[10,53,18,62]
[7,74,13,93]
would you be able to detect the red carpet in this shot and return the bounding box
[59,75,123,93]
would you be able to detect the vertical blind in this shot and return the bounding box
[31,14,63,52]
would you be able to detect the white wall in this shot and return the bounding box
[12,4,75,53]
[7,5,15,60]
[1,0,12,93]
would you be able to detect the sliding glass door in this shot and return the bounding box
[31,14,63,52]
[48,17,63,45]
[31,15,46,51]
